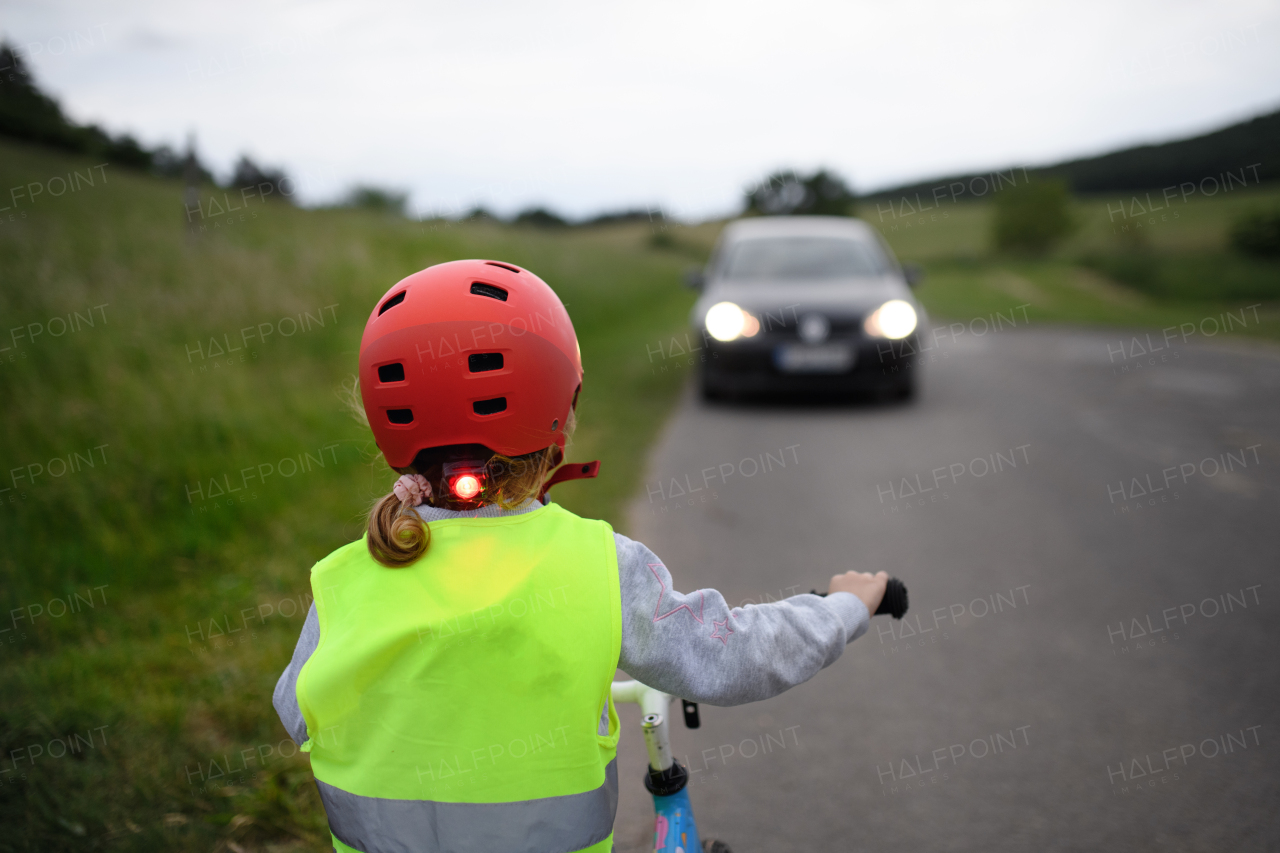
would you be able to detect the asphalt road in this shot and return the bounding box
[610,326,1280,852]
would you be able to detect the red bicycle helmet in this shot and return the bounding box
[358,260,582,469]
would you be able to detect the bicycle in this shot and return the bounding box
[610,578,909,852]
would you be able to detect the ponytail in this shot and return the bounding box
[366,492,431,568]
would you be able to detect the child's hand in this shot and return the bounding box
[828,570,889,615]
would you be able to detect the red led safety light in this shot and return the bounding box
[451,474,482,500]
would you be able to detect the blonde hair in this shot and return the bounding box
[365,412,575,568]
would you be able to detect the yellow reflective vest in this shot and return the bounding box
[296,503,622,852]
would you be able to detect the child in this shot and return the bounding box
[273,260,886,853]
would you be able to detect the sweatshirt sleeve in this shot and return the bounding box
[614,532,869,706]
[272,602,319,745]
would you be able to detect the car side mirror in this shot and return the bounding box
[902,263,924,288]
[683,267,706,290]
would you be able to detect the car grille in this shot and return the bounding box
[754,313,863,340]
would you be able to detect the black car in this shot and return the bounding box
[689,216,925,400]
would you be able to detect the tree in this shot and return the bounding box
[151,143,212,182]
[230,156,293,202]
[0,40,216,178]
[0,41,86,151]
[992,179,1074,253]
[744,168,856,216]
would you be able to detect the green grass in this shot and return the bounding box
[0,139,701,851]
[1079,251,1280,301]
[871,183,1280,339]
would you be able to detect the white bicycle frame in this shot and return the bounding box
[611,679,675,772]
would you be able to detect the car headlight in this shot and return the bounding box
[705,302,760,342]
[863,300,918,340]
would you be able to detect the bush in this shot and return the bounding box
[344,185,408,215]
[992,179,1074,253]
[1230,210,1280,258]
[1081,251,1280,301]
[582,208,657,227]
[513,207,569,228]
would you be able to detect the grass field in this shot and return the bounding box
[0,139,700,851]
[871,184,1280,339]
[3,135,1277,851]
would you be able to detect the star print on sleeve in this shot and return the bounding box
[648,563,705,624]
[710,618,734,645]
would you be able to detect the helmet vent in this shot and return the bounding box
[470,282,509,302]
[473,397,507,416]
[387,408,414,424]
[378,290,407,315]
[377,363,406,383]
[468,352,504,373]
[485,262,521,273]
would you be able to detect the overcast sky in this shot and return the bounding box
[3,0,1277,219]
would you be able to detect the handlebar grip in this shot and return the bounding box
[810,577,909,620]
[874,578,909,620]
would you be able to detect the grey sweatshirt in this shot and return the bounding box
[272,498,869,746]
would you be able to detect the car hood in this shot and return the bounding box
[690,275,916,323]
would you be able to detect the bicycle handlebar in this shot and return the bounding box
[810,577,909,619]
[875,578,909,619]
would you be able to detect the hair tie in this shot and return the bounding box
[393,474,432,507]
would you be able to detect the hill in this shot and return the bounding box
[869,107,1280,199]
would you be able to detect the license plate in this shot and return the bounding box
[773,344,855,374]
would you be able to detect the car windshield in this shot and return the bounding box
[721,236,887,280]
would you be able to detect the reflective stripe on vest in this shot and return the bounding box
[317,759,618,853]
[297,503,622,853]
